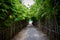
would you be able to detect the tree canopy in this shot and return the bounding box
[30,0,60,20]
[0,0,60,28]
[0,0,29,28]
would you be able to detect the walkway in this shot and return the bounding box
[12,24,49,40]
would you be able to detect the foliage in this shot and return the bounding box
[30,0,60,20]
[0,0,28,28]
[0,0,60,28]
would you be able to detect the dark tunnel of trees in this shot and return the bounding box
[0,0,60,40]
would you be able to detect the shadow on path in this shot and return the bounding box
[12,24,49,40]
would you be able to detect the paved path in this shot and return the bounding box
[12,24,49,40]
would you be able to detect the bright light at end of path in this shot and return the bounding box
[29,20,33,24]
[22,0,35,8]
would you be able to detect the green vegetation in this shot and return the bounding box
[0,0,29,28]
[0,0,60,40]
[0,0,60,28]
[30,0,60,21]
[0,0,60,27]
[0,0,29,40]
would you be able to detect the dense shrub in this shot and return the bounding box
[0,0,28,28]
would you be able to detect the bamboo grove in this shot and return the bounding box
[0,0,29,28]
[0,0,60,28]
[0,0,60,40]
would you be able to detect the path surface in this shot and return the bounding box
[12,24,49,40]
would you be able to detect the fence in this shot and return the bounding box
[0,20,28,40]
[40,15,60,40]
